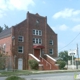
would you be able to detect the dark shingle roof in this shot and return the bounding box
[0,28,11,39]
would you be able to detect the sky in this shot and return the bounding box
[0,0,80,55]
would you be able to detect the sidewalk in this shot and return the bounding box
[31,69,80,74]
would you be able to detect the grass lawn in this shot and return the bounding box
[0,69,79,77]
[0,70,32,76]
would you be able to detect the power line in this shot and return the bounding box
[59,32,80,51]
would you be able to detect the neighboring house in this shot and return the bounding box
[0,12,58,70]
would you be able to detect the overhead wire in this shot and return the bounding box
[59,32,80,51]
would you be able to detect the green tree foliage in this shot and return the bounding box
[0,52,6,70]
[57,60,66,69]
[28,60,38,70]
[59,51,72,64]
[0,48,6,70]
[0,57,6,70]
[0,24,9,33]
[0,26,3,33]
[4,24,9,30]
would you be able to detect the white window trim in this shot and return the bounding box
[39,30,42,36]
[39,38,42,44]
[18,46,23,53]
[18,36,24,42]
[33,38,42,44]
[49,49,53,55]
[33,29,36,35]
[36,30,38,35]
[50,40,53,45]
[33,29,42,36]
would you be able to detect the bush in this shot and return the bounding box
[0,53,6,70]
[0,57,6,70]
[6,76,25,80]
[28,60,38,70]
[57,61,66,69]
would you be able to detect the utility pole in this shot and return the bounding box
[77,44,79,69]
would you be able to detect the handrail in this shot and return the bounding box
[40,57,51,69]
[45,54,56,62]
[29,54,40,62]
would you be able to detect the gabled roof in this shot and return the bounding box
[0,28,11,39]
[0,19,26,39]
[14,19,27,27]
[47,24,57,34]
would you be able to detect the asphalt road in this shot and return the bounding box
[0,71,80,80]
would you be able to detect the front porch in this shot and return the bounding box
[28,53,59,70]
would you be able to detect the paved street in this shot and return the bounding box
[22,72,80,80]
[0,72,80,80]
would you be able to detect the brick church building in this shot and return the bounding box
[0,12,58,70]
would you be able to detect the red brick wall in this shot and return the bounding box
[0,36,12,56]
[47,25,58,57]
[11,20,28,70]
[27,12,58,57]
[27,12,47,54]
[11,12,58,70]
[46,56,55,65]
[46,56,59,69]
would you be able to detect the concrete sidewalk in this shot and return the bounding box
[31,69,80,74]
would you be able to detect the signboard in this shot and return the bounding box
[68,49,77,56]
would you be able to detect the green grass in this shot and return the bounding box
[6,76,25,80]
[0,69,80,77]
[0,70,32,76]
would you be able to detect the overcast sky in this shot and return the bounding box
[0,0,80,54]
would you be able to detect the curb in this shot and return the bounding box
[31,69,80,74]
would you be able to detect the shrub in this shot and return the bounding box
[57,60,66,69]
[28,60,38,70]
[0,53,6,70]
[6,76,25,80]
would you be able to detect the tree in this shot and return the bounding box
[4,24,9,30]
[0,24,9,33]
[59,51,72,65]
[0,26,3,33]
[59,51,72,61]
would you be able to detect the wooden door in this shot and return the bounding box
[34,49,40,58]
